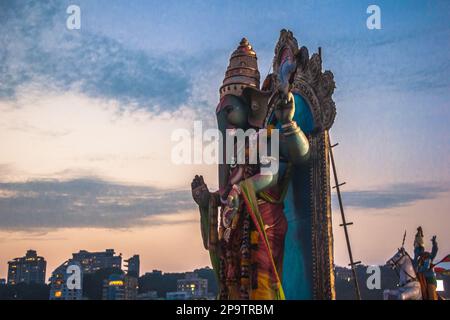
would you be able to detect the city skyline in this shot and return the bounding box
[0,1,449,281]
[1,247,448,300]
[1,247,217,300]
[2,248,138,283]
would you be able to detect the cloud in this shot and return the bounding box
[337,182,450,210]
[2,178,448,231]
[0,89,216,188]
[0,178,195,230]
[0,0,191,108]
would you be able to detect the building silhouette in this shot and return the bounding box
[124,255,140,277]
[49,260,83,300]
[71,249,121,274]
[176,272,208,299]
[102,273,138,300]
[7,250,46,285]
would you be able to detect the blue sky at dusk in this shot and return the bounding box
[0,0,449,277]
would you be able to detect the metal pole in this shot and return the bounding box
[328,133,362,300]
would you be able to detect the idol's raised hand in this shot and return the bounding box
[191,175,210,208]
[274,91,295,125]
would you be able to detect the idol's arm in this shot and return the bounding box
[200,193,221,276]
[280,124,310,165]
[236,94,311,194]
[222,166,279,229]
[191,175,221,283]
[431,236,438,261]
[198,203,210,249]
[191,175,215,249]
[197,192,220,250]
[276,92,310,165]
[243,168,279,194]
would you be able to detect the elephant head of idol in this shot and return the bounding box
[215,38,272,201]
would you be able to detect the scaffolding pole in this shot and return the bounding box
[328,133,362,300]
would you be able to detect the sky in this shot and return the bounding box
[0,0,449,280]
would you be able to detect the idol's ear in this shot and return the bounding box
[242,87,272,128]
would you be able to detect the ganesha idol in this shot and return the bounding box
[191,30,337,300]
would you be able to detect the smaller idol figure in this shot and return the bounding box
[413,226,439,300]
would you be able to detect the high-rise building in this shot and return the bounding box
[177,272,208,298]
[124,275,138,300]
[102,274,138,300]
[49,260,83,300]
[124,255,140,277]
[71,249,121,274]
[7,250,46,285]
[102,274,125,300]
